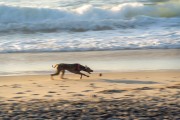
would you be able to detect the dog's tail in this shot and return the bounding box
[52,64,58,68]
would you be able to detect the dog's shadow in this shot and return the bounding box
[100,79,159,84]
[51,78,83,81]
[51,78,69,80]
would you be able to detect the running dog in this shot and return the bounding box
[51,63,93,80]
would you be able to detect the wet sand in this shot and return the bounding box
[1,49,180,76]
[0,71,180,119]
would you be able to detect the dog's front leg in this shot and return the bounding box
[79,72,89,79]
[51,69,61,80]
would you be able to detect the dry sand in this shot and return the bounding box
[0,71,180,119]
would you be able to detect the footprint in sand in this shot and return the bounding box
[98,89,126,94]
[7,99,16,102]
[12,86,21,88]
[11,84,22,88]
[44,95,53,97]
[73,94,85,96]
[67,92,76,94]
[0,85,8,87]
[59,86,69,87]
[48,91,57,93]
[166,85,180,89]
[133,87,155,90]
[91,86,101,89]
[111,97,121,99]
[89,83,95,86]
[15,92,25,94]
[32,94,39,96]
[25,90,32,92]
[13,96,24,99]
[159,88,165,91]
[88,83,101,89]
[37,85,44,87]
[82,90,93,92]
[12,84,20,86]
[125,94,135,97]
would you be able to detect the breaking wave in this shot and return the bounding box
[0,1,180,33]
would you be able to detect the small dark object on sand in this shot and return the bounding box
[99,73,102,77]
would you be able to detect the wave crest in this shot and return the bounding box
[0,1,180,33]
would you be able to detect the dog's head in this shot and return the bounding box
[84,66,93,73]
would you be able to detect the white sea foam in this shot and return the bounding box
[0,29,180,53]
[0,1,180,33]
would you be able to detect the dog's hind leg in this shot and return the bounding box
[61,70,65,79]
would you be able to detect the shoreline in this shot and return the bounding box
[0,48,179,54]
[1,49,180,76]
[0,69,180,77]
[1,69,180,77]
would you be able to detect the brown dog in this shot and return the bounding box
[51,63,93,80]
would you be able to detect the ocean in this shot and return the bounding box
[0,0,180,52]
[0,0,180,75]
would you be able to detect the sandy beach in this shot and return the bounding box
[0,70,180,119]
